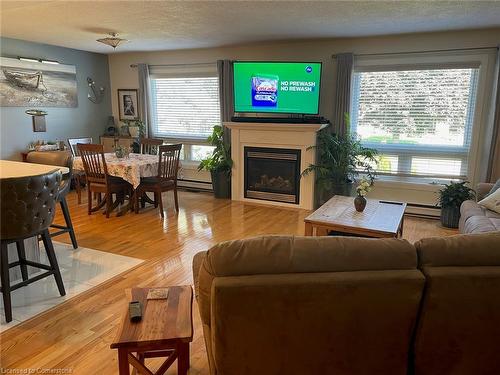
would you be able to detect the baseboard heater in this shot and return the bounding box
[404,203,441,219]
[178,179,212,192]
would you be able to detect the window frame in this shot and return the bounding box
[349,50,496,185]
[149,63,220,162]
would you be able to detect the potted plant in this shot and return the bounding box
[301,119,378,207]
[438,181,475,228]
[198,125,233,198]
[123,118,143,138]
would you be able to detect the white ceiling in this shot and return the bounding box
[1,1,500,54]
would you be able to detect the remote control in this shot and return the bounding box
[129,301,142,322]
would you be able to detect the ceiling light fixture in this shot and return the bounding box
[96,32,128,49]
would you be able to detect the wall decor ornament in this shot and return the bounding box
[0,56,77,107]
[26,109,48,132]
[87,77,105,103]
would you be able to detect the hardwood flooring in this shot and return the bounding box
[0,190,457,374]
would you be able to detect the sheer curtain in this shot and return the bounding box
[137,63,152,137]
[332,53,354,136]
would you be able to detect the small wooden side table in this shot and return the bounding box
[304,195,407,238]
[111,286,193,375]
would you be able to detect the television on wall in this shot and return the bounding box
[233,61,322,115]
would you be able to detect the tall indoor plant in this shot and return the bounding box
[198,125,233,198]
[438,181,475,228]
[301,120,378,207]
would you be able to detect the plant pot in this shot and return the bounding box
[211,170,231,199]
[354,195,367,212]
[440,206,460,228]
[128,126,139,138]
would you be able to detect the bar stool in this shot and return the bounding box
[0,170,66,323]
[26,151,78,249]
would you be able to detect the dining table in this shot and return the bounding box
[72,153,178,216]
[0,160,69,282]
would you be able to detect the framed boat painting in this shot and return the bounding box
[0,57,78,107]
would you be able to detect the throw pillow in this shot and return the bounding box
[478,187,500,214]
[487,179,500,197]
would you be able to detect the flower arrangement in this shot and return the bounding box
[356,177,372,197]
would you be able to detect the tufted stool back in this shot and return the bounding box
[0,170,61,240]
[26,151,73,198]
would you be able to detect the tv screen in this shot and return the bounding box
[233,61,322,115]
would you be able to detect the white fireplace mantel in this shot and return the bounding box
[224,121,327,210]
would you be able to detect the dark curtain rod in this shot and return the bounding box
[332,46,498,59]
[130,62,216,68]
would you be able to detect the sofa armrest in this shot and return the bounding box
[192,251,207,300]
[476,183,494,201]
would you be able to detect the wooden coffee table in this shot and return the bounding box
[304,195,407,238]
[111,286,193,375]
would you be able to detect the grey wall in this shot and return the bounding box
[0,37,112,160]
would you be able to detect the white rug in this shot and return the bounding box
[0,242,143,331]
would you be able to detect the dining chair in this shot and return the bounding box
[0,170,66,323]
[135,144,182,217]
[67,137,93,204]
[140,138,163,155]
[26,151,78,249]
[77,143,132,218]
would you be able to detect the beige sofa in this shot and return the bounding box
[459,182,500,233]
[193,233,500,375]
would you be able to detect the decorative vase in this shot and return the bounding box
[354,195,367,212]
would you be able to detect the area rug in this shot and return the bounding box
[0,241,144,331]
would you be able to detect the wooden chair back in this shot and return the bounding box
[158,144,182,181]
[68,137,93,156]
[140,138,164,155]
[77,144,108,185]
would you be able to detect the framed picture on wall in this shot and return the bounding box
[118,89,139,120]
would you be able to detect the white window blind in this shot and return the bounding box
[151,76,221,140]
[350,66,479,179]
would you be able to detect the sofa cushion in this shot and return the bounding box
[478,187,500,214]
[415,232,500,267]
[414,232,500,375]
[196,235,419,348]
[202,235,417,278]
[197,235,423,375]
[486,178,500,197]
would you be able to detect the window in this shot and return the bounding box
[350,66,479,180]
[150,66,220,161]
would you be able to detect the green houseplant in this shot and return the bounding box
[198,125,233,198]
[301,120,378,207]
[438,181,475,228]
[123,118,145,138]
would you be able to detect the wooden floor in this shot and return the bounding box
[0,190,458,374]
